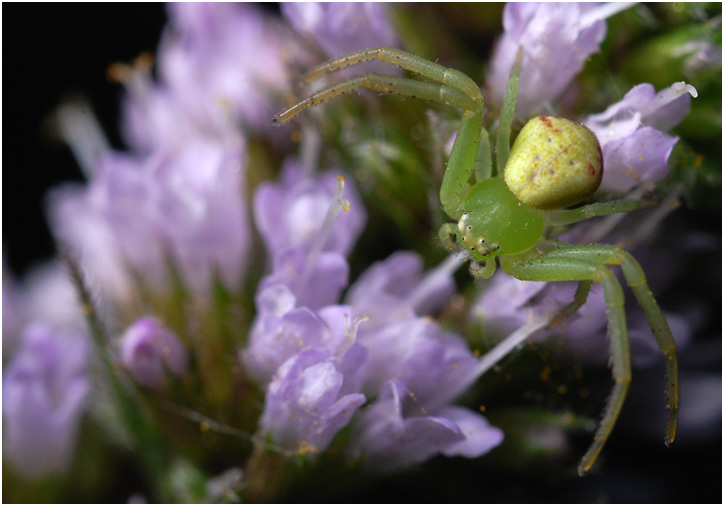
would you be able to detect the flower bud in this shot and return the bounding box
[119,317,188,390]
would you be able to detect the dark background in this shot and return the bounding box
[4,4,167,277]
[3,4,721,503]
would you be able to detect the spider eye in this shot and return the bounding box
[504,116,603,210]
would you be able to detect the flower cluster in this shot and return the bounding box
[246,160,503,468]
[3,2,719,503]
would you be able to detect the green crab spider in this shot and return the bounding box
[272,46,678,476]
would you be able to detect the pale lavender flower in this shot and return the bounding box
[119,317,189,390]
[486,2,607,118]
[346,251,459,331]
[243,282,352,385]
[49,137,249,297]
[355,316,477,405]
[249,261,504,468]
[3,260,86,357]
[253,159,366,262]
[350,380,503,471]
[682,39,722,77]
[19,261,85,332]
[118,67,205,155]
[259,249,349,311]
[157,3,292,134]
[260,347,367,454]
[47,183,135,304]
[583,82,698,192]
[2,323,89,478]
[282,3,397,60]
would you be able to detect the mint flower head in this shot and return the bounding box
[246,165,503,470]
[2,324,89,479]
[7,2,719,501]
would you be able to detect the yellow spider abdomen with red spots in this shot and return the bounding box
[504,116,603,210]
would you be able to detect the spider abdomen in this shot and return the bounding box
[504,116,603,210]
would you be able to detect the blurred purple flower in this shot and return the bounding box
[117,63,204,155]
[2,323,89,478]
[3,259,87,359]
[583,82,697,192]
[282,3,397,59]
[18,261,85,332]
[155,3,292,135]
[260,347,367,454]
[48,137,249,298]
[486,2,607,118]
[119,317,189,390]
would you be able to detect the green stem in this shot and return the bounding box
[61,248,171,501]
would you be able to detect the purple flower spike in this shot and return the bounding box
[2,323,90,478]
[260,348,366,454]
[584,82,697,192]
[282,3,397,59]
[486,3,607,117]
[119,317,189,390]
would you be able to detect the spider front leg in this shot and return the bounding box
[272,73,477,125]
[500,245,678,475]
[298,46,483,103]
